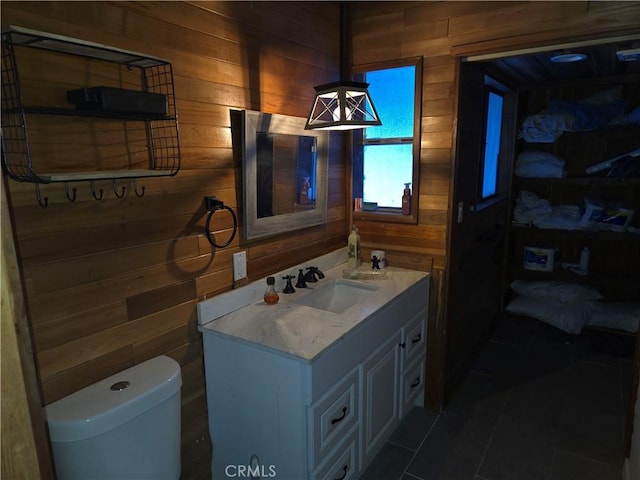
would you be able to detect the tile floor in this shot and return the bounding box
[362,315,635,480]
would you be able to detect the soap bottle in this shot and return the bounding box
[264,276,279,304]
[402,183,411,215]
[300,177,310,205]
[348,225,361,268]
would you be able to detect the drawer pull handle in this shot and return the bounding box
[330,406,347,425]
[411,333,422,344]
[335,464,348,480]
[411,376,421,388]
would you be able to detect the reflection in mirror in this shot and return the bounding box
[256,132,317,218]
[235,109,328,240]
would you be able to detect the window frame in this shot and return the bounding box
[478,87,504,201]
[350,57,423,225]
[474,74,513,211]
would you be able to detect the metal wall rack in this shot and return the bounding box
[1,26,181,207]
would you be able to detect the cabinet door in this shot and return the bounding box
[361,331,402,467]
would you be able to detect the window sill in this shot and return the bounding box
[353,208,417,224]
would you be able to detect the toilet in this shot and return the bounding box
[45,355,182,480]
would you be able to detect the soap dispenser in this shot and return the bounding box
[348,225,361,268]
[402,183,411,215]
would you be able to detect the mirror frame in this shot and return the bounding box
[239,109,329,240]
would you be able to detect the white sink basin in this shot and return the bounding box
[292,279,379,313]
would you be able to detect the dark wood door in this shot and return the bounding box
[444,61,517,400]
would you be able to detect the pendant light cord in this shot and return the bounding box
[339,1,348,82]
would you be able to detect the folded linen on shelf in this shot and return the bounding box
[515,150,566,178]
[513,191,580,230]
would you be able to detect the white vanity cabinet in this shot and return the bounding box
[201,273,429,480]
[361,330,402,468]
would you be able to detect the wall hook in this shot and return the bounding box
[90,181,104,201]
[133,179,145,197]
[112,179,126,198]
[64,182,77,202]
[35,184,48,208]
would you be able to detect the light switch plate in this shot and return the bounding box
[233,251,247,281]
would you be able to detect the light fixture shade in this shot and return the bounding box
[305,81,381,130]
[550,52,588,63]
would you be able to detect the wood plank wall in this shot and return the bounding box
[2,2,639,479]
[350,1,640,409]
[1,2,344,478]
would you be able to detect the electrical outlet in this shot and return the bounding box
[233,251,247,281]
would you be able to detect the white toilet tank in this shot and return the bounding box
[46,355,182,480]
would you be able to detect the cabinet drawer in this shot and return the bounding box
[308,367,359,470]
[401,310,426,367]
[311,426,358,480]
[401,357,425,417]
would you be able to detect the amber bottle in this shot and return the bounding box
[264,276,279,304]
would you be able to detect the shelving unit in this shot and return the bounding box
[1,26,181,206]
[505,76,640,302]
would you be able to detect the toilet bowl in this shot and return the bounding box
[45,355,182,480]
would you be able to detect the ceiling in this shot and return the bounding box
[473,37,640,86]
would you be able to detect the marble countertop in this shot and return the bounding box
[198,249,429,362]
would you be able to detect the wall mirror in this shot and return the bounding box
[236,109,329,240]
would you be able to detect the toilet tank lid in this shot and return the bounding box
[46,356,182,442]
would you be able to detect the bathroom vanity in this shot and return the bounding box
[197,250,430,479]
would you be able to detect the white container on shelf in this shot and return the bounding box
[523,246,559,272]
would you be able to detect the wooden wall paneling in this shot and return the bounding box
[37,301,197,386]
[447,1,589,38]
[425,266,447,411]
[31,301,128,352]
[2,2,344,478]
[1,178,55,479]
[451,6,640,58]
[23,237,200,296]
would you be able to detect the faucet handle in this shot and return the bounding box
[282,275,296,293]
[295,269,307,288]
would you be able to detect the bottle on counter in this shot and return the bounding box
[348,225,361,268]
[402,183,411,215]
[264,276,279,304]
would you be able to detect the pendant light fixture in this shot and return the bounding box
[305,2,381,130]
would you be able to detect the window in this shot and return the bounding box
[480,89,504,199]
[352,58,422,223]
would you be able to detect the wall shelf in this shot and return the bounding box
[505,77,640,303]
[1,26,181,205]
[10,106,177,122]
